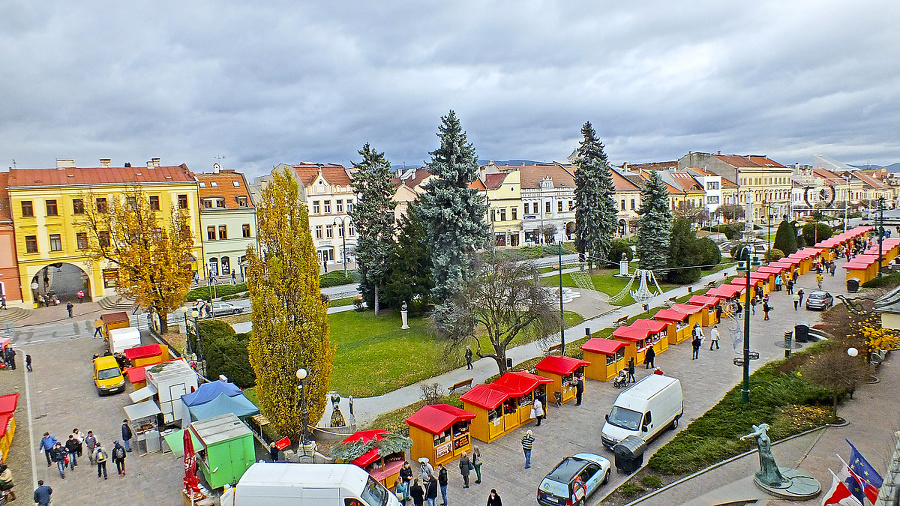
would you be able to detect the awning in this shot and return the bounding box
[129,384,157,403]
[163,428,205,456]
[124,400,162,421]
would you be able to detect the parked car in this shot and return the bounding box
[537,453,611,506]
[211,302,242,316]
[805,291,833,310]
[92,356,125,396]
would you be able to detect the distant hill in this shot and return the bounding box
[849,162,900,172]
[884,163,900,172]
[477,159,548,166]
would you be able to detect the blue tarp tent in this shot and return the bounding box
[189,393,259,421]
[181,380,242,407]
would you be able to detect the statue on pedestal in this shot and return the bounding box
[401,301,410,329]
[741,423,788,486]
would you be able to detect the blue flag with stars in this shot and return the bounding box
[847,439,883,492]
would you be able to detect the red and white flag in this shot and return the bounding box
[822,469,863,506]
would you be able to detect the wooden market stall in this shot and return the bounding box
[406,404,475,467]
[460,384,511,443]
[100,311,131,339]
[0,393,18,462]
[706,283,744,301]
[493,371,552,427]
[687,296,721,326]
[535,356,589,405]
[189,413,255,489]
[581,338,627,381]
[652,308,690,344]
[338,429,410,488]
[670,304,704,330]
[749,271,775,293]
[730,276,765,298]
[124,344,170,368]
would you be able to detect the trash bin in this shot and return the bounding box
[794,322,809,343]
[848,278,860,293]
[613,435,646,474]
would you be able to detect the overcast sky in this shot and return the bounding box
[2,1,898,176]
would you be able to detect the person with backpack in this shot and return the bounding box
[691,324,704,360]
[94,442,108,479]
[121,420,133,452]
[112,441,127,476]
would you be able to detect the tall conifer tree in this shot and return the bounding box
[349,143,396,314]
[419,110,489,302]
[573,121,617,270]
[636,171,673,272]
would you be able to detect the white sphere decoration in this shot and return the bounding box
[847,347,858,357]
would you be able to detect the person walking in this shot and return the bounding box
[94,442,109,479]
[691,324,704,360]
[763,300,771,321]
[532,395,544,426]
[709,325,720,350]
[486,489,502,506]
[798,288,805,307]
[522,430,534,469]
[645,345,656,369]
[793,292,800,310]
[66,302,74,317]
[50,442,67,478]
[786,278,794,294]
[627,357,636,383]
[4,347,14,370]
[65,434,80,470]
[465,346,473,370]
[112,441,127,475]
[471,446,483,484]
[84,431,98,465]
[816,272,824,290]
[409,479,425,506]
[425,474,438,506]
[72,428,84,459]
[33,480,52,506]
[77,290,84,303]
[573,370,584,406]
[93,319,104,337]
[39,432,57,467]
[750,297,757,315]
[458,451,471,488]
[437,464,448,505]
[121,420,133,452]
[25,354,32,372]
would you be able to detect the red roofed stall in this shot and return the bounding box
[688,296,721,326]
[670,304,704,332]
[581,339,627,381]
[406,404,475,466]
[653,308,690,344]
[535,356,590,406]
[124,344,170,368]
[0,393,18,461]
[493,371,552,428]
[340,429,407,488]
[460,384,512,442]
[613,319,670,365]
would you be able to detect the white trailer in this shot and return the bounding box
[107,327,142,354]
[129,358,198,425]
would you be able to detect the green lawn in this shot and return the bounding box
[541,269,678,300]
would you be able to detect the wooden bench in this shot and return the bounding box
[546,343,563,354]
[615,315,629,326]
[448,378,474,394]
[705,281,717,289]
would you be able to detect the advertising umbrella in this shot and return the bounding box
[184,428,200,494]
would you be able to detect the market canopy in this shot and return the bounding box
[101,311,129,324]
[0,413,12,438]
[181,379,242,407]
[535,355,590,376]
[0,393,19,415]
[491,371,551,397]
[188,393,259,421]
[688,295,721,307]
[653,308,688,323]
[405,404,475,435]
[124,344,165,361]
[630,319,670,334]
[613,325,651,342]
[124,400,162,421]
[581,338,627,356]
[163,428,205,456]
[671,303,703,315]
[460,384,509,410]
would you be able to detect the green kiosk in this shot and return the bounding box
[190,413,255,489]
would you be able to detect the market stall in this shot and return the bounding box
[129,358,198,427]
[493,371,552,427]
[188,393,259,422]
[123,399,162,453]
[687,296,721,326]
[124,344,170,368]
[406,404,475,467]
[0,393,18,461]
[335,430,411,489]
[535,355,589,405]
[730,276,765,298]
[189,413,255,489]
[460,385,509,443]
[652,308,690,344]
[670,304,704,330]
[581,338,627,381]
[100,311,131,339]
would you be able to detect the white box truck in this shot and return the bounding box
[601,374,683,449]
[107,327,142,354]
[220,463,401,506]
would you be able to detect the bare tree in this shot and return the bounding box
[541,223,558,244]
[434,253,561,374]
[801,343,869,418]
[715,204,744,222]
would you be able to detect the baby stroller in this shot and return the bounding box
[613,369,628,388]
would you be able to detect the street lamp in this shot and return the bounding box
[190,309,204,377]
[558,243,565,355]
[843,174,851,233]
[296,368,309,446]
[333,217,350,278]
[736,246,761,404]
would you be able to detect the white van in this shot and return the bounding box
[601,374,683,449]
[107,327,142,354]
[220,463,401,506]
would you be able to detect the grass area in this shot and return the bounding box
[364,395,464,435]
[540,268,679,300]
[320,270,358,288]
[328,296,358,307]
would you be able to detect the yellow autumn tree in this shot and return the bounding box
[80,187,194,333]
[246,168,334,441]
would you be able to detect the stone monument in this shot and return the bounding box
[739,423,820,500]
[401,301,410,330]
[619,252,629,276]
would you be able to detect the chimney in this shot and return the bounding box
[152,158,160,167]
[147,161,153,168]
[124,162,131,167]
[213,163,221,174]
[622,162,628,171]
[56,159,76,168]
[100,158,111,167]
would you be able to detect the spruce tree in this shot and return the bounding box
[772,220,798,255]
[666,217,703,283]
[573,121,617,270]
[383,203,433,312]
[636,171,673,272]
[419,110,489,302]
[349,143,396,315]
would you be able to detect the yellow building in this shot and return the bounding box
[8,159,203,305]
[477,169,522,247]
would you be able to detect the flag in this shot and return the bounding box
[847,439,883,500]
[822,469,863,506]
[838,454,878,504]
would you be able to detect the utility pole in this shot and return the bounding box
[558,243,565,355]
[878,197,885,278]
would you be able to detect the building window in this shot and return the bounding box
[149,196,160,211]
[46,200,58,216]
[324,201,331,214]
[236,196,248,207]
[500,209,506,221]
[202,199,213,209]
[98,231,110,248]
[620,200,626,211]
[326,225,333,239]
[312,201,320,214]
[545,201,551,213]
[126,197,137,210]
[511,207,517,220]
[73,199,85,214]
[25,235,38,253]
[178,195,188,209]
[218,225,227,240]
[336,200,343,213]
[346,201,354,214]
[315,225,323,239]
[631,199,636,210]
[96,198,108,213]
[242,224,251,238]
[21,201,33,217]
[490,209,496,222]
[216,199,225,208]
[558,201,564,213]
[348,224,355,237]
[49,234,62,251]
[207,226,216,241]
[76,232,89,250]
[569,200,575,211]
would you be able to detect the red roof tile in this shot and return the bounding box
[491,371,551,397]
[460,384,509,410]
[535,355,589,376]
[287,163,351,187]
[518,164,575,190]
[405,404,475,434]
[197,171,254,209]
[581,338,628,355]
[8,164,195,187]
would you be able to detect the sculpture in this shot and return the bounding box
[330,393,346,428]
[740,423,787,487]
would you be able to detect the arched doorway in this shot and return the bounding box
[30,263,91,303]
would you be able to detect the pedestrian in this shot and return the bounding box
[798,288,805,307]
[816,273,824,290]
[573,370,584,406]
[94,442,108,479]
[410,479,425,506]
[121,420,133,452]
[66,302,74,317]
[735,300,743,318]
[193,271,200,286]
[709,325,720,350]
[627,357,636,383]
[112,441,127,475]
[0,463,16,502]
[522,430,534,469]
[465,346,473,370]
[25,354,32,372]
[50,442,67,478]
[691,324,703,360]
[33,480,52,506]
[458,451,471,488]
[645,345,656,369]
[715,305,722,322]
[231,270,237,284]
[77,290,84,303]
[0,295,6,309]
[471,446,483,484]
[4,347,14,370]
[39,432,57,467]
[65,434,80,470]
[532,394,544,426]
[269,442,279,462]
[774,275,782,291]
[425,474,438,506]
[419,457,434,478]
[400,461,413,491]
[396,479,409,505]
[763,301,771,321]
[93,319,103,337]
[487,489,502,506]
[830,263,836,276]
[792,271,799,283]
[750,297,757,315]
[72,428,84,458]
[437,464,448,505]
[85,431,97,465]
[786,278,794,294]
[793,292,800,310]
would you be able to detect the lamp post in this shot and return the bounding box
[878,197,885,278]
[736,246,761,404]
[190,309,203,377]
[558,243,565,355]
[843,174,851,233]
[333,217,350,278]
[296,368,309,446]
